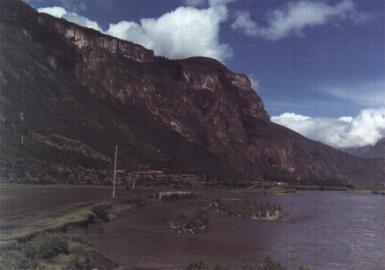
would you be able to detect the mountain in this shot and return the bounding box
[0,0,384,187]
[343,138,385,159]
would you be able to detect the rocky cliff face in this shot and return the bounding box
[1,0,384,187]
[343,138,385,159]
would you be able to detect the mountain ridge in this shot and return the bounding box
[343,138,385,159]
[0,0,384,187]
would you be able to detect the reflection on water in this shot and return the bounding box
[254,191,385,270]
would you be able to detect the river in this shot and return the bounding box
[250,191,385,270]
[1,185,383,269]
[91,190,385,270]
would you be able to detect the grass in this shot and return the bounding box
[0,198,139,269]
[0,190,186,245]
[0,195,156,269]
[0,232,92,270]
[0,200,139,243]
[21,233,69,259]
[0,203,106,243]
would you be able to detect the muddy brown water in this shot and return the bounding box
[89,190,385,270]
[0,186,384,270]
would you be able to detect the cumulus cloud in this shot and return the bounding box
[231,0,366,40]
[106,0,233,61]
[38,6,102,31]
[271,108,385,148]
[26,0,88,13]
[38,0,233,61]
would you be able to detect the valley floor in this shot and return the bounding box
[0,184,384,270]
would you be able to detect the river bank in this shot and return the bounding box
[0,185,384,269]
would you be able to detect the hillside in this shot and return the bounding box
[0,0,384,187]
[343,138,385,159]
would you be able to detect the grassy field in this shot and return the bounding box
[0,184,159,269]
[0,188,156,269]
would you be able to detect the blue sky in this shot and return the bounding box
[24,0,385,147]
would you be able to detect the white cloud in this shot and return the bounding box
[106,0,233,61]
[232,0,366,40]
[38,1,233,61]
[38,6,67,17]
[185,0,206,7]
[324,80,385,107]
[107,21,152,47]
[38,6,102,31]
[25,0,88,13]
[231,11,258,36]
[271,108,385,148]
[247,74,260,92]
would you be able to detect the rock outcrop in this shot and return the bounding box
[0,0,384,187]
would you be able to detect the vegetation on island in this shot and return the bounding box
[169,210,209,234]
[207,199,283,221]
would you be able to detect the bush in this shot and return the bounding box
[91,205,110,223]
[22,233,69,259]
[170,210,209,234]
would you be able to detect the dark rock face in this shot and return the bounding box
[0,0,384,187]
[343,138,385,159]
[369,138,385,159]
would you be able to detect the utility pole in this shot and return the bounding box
[20,111,24,145]
[112,145,118,199]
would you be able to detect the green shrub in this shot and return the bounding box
[91,205,110,223]
[170,210,209,234]
[22,233,69,259]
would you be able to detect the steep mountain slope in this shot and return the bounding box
[0,0,384,187]
[367,138,385,158]
[343,138,385,159]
